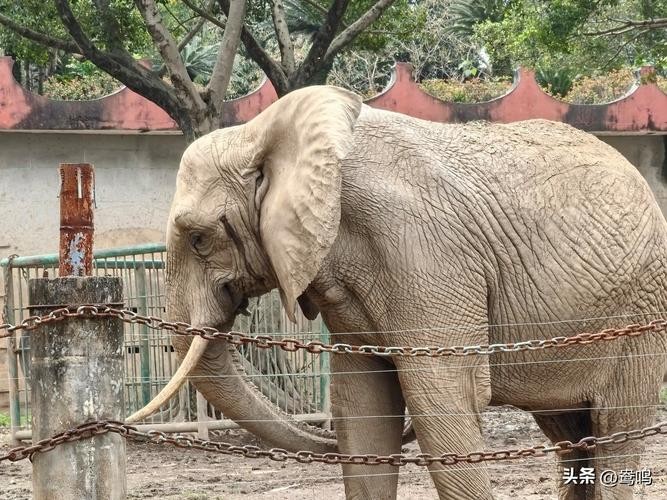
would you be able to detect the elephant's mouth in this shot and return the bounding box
[222,282,250,317]
[236,296,250,316]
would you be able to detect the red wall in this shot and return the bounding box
[0,57,664,134]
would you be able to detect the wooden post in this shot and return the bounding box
[29,277,126,499]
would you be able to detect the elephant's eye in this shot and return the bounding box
[189,232,209,256]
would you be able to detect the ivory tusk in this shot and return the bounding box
[126,336,209,423]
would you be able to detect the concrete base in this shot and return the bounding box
[29,276,126,500]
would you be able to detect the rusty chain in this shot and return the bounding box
[1,305,666,357]
[3,419,667,466]
[2,309,667,469]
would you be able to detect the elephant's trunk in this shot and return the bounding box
[188,337,338,452]
[127,335,339,453]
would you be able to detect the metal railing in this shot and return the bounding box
[1,243,330,442]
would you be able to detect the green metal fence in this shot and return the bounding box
[1,243,330,441]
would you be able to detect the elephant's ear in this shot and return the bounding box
[248,86,362,322]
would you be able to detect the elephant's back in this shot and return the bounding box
[437,119,661,237]
[465,119,667,362]
[456,118,647,191]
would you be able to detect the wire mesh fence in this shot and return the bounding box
[1,243,330,441]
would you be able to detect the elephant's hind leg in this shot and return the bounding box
[331,353,405,500]
[533,411,593,500]
[586,392,658,500]
[534,397,657,500]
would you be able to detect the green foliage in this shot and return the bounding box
[0,412,9,427]
[419,76,512,102]
[0,0,152,98]
[0,0,151,62]
[1,0,414,103]
[472,0,667,78]
[0,1,66,65]
[43,60,122,100]
[447,0,506,37]
[328,0,502,96]
[420,66,667,104]
[227,56,264,99]
[277,0,420,52]
[561,68,635,103]
[535,66,576,97]
[282,0,323,36]
[180,38,218,85]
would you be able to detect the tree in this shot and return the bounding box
[326,0,491,95]
[0,0,401,141]
[469,0,667,79]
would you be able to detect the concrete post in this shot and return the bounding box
[29,276,126,499]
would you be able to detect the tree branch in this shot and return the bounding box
[324,0,396,63]
[217,0,289,94]
[208,0,246,114]
[153,1,217,78]
[0,12,81,54]
[271,0,296,74]
[179,0,219,49]
[300,0,329,17]
[183,0,226,30]
[583,17,667,36]
[163,2,189,31]
[134,0,205,111]
[179,16,207,51]
[300,0,350,74]
[53,0,187,133]
[601,29,649,70]
[288,0,394,36]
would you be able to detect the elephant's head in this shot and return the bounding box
[126,86,363,452]
[168,85,362,327]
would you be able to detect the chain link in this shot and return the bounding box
[2,305,666,358]
[3,420,667,466]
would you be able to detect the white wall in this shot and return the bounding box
[0,132,187,256]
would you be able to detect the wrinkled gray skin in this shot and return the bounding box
[163,87,667,499]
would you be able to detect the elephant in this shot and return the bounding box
[129,86,667,499]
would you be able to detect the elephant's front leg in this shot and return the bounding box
[331,353,405,500]
[396,356,493,500]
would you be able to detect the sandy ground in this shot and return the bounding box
[2,406,666,499]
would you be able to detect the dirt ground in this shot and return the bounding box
[2,406,666,499]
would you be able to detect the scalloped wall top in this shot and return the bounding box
[0,57,664,134]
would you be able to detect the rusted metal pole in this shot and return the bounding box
[59,163,94,276]
[29,163,126,499]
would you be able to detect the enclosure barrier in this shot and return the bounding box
[2,310,667,469]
